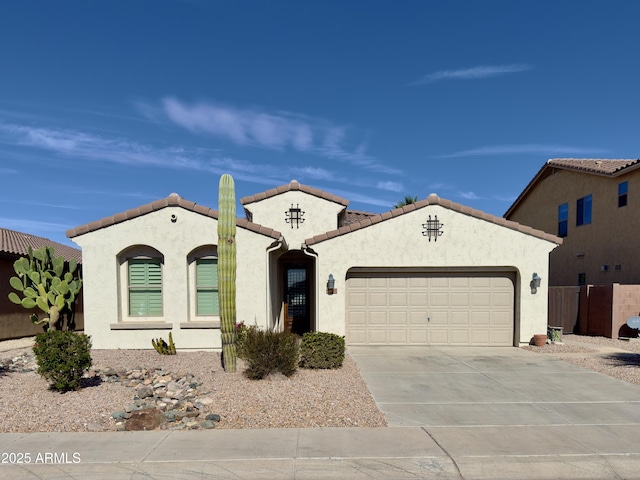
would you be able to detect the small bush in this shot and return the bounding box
[242,328,299,380]
[236,321,250,360]
[33,331,92,391]
[299,332,345,369]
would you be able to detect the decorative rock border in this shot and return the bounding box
[1,352,221,431]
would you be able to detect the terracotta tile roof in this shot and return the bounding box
[504,158,640,218]
[66,193,282,240]
[0,227,82,263]
[342,210,376,226]
[304,193,562,247]
[240,180,350,207]
[548,158,640,175]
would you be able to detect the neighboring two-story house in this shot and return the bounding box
[505,158,640,338]
[505,158,640,287]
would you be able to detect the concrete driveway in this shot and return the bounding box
[349,345,640,428]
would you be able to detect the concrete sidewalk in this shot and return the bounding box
[2,426,640,479]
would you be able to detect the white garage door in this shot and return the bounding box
[346,271,514,346]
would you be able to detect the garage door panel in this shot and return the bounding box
[430,292,449,306]
[389,330,408,344]
[471,329,491,345]
[409,292,428,306]
[369,311,387,325]
[348,292,367,307]
[450,329,470,344]
[388,311,407,325]
[450,292,470,307]
[451,311,469,325]
[369,278,387,288]
[471,292,491,306]
[389,277,408,288]
[348,311,367,325]
[408,329,428,344]
[368,292,388,306]
[409,311,427,325]
[346,272,514,346]
[389,292,408,306]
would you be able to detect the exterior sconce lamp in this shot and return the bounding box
[530,273,542,294]
[327,274,337,295]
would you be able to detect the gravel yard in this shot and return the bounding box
[523,334,640,386]
[0,344,386,433]
[2,333,640,433]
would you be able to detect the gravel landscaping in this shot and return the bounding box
[0,343,386,433]
[523,334,640,386]
[2,333,640,433]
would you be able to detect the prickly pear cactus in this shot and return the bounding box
[7,246,82,331]
[218,174,237,372]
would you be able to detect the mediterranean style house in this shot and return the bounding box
[0,228,83,340]
[505,159,640,287]
[67,180,560,350]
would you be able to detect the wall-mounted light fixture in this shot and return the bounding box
[530,272,542,294]
[327,274,337,295]
[170,214,177,223]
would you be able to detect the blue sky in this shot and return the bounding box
[2,1,639,248]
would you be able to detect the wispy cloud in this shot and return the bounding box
[493,194,518,203]
[0,168,18,174]
[376,181,403,192]
[147,98,401,175]
[439,144,609,158]
[410,64,532,85]
[458,191,482,200]
[0,217,73,234]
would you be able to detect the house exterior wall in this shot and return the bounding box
[244,191,344,250]
[71,206,274,349]
[507,167,640,286]
[311,204,557,345]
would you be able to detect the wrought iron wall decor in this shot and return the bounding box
[422,215,444,242]
[285,204,305,229]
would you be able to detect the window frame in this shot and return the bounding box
[618,181,628,208]
[576,194,592,226]
[557,202,568,237]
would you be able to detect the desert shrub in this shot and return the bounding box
[235,321,251,360]
[242,328,299,380]
[33,330,92,391]
[299,331,345,369]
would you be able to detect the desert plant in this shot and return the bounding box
[8,246,82,331]
[152,332,176,354]
[218,173,237,372]
[299,332,345,369]
[242,328,299,380]
[32,330,92,391]
[235,321,250,359]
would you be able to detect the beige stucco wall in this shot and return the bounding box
[508,168,640,286]
[310,204,558,346]
[245,191,344,250]
[71,206,275,350]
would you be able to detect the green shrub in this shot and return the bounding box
[32,331,92,391]
[299,332,345,369]
[236,321,250,360]
[242,328,299,380]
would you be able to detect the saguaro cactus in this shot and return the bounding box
[218,173,237,372]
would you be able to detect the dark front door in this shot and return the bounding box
[286,267,310,334]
